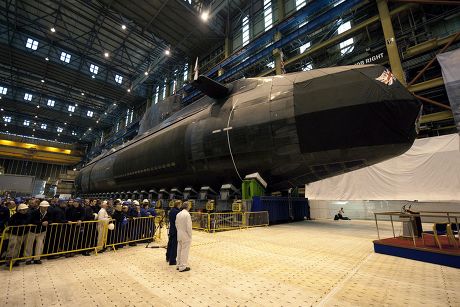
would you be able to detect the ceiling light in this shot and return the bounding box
[35,115,37,118]
[96,120,99,123]
[0,108,3,111]
[201,11,209,22]
[164,49,170,56]
[104,52,109,58]
[50,27,56,33]
[144,71,148,76]
[127,88,131,92]
[4,124,6,127]
[64,122,67,125]
[104,112,107,115]
[36,105,40,108]
[113,103,117,106]
[45,57,49,61]
[121,24,126,30]
[58,134,60,136]
[75,104,78,107]
[91,75,95,79]
[41,79,45,83]
[81,93,84,96]
[69,114,72,116]
[33,129,35,131]
[88,128,92,131]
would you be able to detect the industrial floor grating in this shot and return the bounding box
[1,220,459,306]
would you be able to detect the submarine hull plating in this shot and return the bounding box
[76,65,421,193]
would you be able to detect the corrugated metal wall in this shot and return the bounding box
[0,157,68,181]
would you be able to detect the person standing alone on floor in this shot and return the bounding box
[175,201,192,272]
[166,200,181,266]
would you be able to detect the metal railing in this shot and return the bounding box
[0,216,163,271]
[189,211,269,232]
[0,220,104,271]
[374,211,460,247]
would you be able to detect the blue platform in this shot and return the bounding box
[374,240,460,269]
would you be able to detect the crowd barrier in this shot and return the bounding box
[0,211,268,271]
[190,211,269,232]
[0,216,161,271]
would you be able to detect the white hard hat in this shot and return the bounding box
[17,203,29,210]
[39,201,50,207]
[142,199,149,204]
[133,200,140,206]
[102,200,108,206]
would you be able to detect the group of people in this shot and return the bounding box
[0,196,159,267]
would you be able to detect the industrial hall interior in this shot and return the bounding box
[1,0,460,306]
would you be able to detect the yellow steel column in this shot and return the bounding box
[377,0,406,85]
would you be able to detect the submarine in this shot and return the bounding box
[75,65,421,194]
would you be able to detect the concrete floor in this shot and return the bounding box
[1,220,459,306]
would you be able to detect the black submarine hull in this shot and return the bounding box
[76,65,421,194]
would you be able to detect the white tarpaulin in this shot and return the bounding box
[305,134,460,201]
[437,48,460,134]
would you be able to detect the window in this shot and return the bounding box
[264,0,272,31]
[302,62,313,71]
[299,42,311,53]
[242,16,250,47]
[26,38,39,50]
[338,21,354,55]
[161,84,166,100]
[23,120,30,126]
[47,99,55,107]
[115,74,123,84]
[90,64,99,74]
[24,93,33,101]
[68,105,75,112]
[57,127,63,132]
[41,123,47,129]
[0,86,7,95]
[3,116,11,123]
[154,85,159,104]
[296,0,306,10]
[172,80,177,94]
[87,110,93,117]
[60,51,71,63]
[183,63,188,82]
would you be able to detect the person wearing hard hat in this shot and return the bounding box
[24,200,52,264]
[5,203,30,267]
[166,199,182,266]
[175,201,192,272]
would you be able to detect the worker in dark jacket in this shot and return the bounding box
[0,200,10,232]
[166,200,181,266]
[5,203,30,267]
[110,204,127,247]
[24,201,52,264]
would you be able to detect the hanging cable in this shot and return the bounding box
[226,104,243,181]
